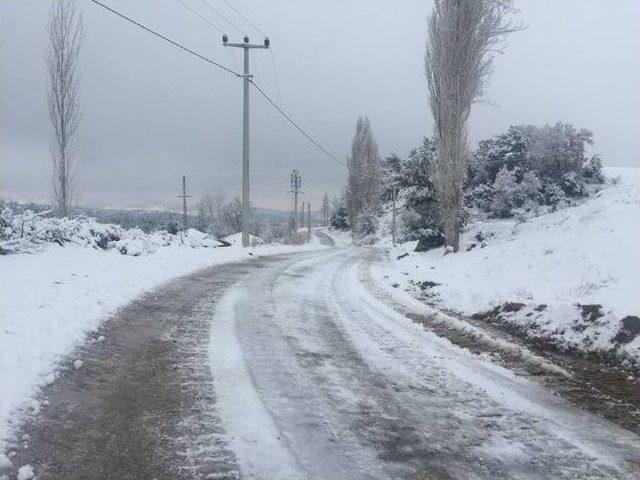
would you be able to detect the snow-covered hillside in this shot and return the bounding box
[0,220,325,444]
[372,168,640,367]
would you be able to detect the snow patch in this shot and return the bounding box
[17,465,34,480]
[373,168,640,365]
[0,230,326,445]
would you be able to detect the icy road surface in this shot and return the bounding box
[8,246,640,479]
[210,248,640,480]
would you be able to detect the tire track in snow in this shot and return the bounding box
[209,247,640,479]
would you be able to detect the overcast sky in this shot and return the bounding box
[2,0,639,211]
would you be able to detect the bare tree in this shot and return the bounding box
[197,191,228,232]
[222,196,243,234]
[425,0,519,251]
[346,116,381,230]
[46,0,83,216]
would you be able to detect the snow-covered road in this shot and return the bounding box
[6,246,640,479]
[211,248,640,479]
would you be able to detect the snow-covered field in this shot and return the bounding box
[0,229,325,444]
[371,167,640,366]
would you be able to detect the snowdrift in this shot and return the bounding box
[0,213,325,445]
[0,207,227,256]
[374,167,640,368]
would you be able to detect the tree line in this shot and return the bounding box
[329,0,605,252]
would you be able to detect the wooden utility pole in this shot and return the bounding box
[177,175,192,235]
[307,203,311,243]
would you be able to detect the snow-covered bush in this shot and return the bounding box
[260,222,289,244]
[582,155,606,183]
[467,122,605,218]
[352,206,379,244]
[329,194,349,230]
[0,206,224,255]
[383,138,444,248]
[541,183,568,209]
[166,221,179,235]
[195,193,245,238]
[473,167,544,218]
[488,167,520,218]
[561,171,588,197]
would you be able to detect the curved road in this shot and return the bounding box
[8,246,640,479]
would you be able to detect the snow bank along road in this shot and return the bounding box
[6,246,640,479]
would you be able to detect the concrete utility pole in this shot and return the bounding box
[177,175,192,235]
[288,169,302,236]
[307,202,311,244]
[300,200,305,229]
[223,34,269,247]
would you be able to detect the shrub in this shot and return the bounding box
[329,194,349,230]
[166,221,179,235]
[582,155,605,184]
[353,206,379,242]
[467,122,605,217]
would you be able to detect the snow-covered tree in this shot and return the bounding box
[352,205,379,245]
[196,193,246,236]
[329,194,349,230]
[469,123,603,189]
[582,155,606,184]
[399,139,444,249]
[425,0,519,251]
[345,117,381,233]
[467,122,605,216]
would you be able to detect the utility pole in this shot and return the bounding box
[177,175,192,235]
[300,200,305,229]
[288,168,302,237]
[307,202,311,243]
[223,34,270,247]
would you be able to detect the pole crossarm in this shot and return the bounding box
[224,42,269,49]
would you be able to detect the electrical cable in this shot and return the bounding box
[176,0,225,34]
[197,0,245,35]
[89,0,382,181]
[87,0,241,77]
[218,0,267,37]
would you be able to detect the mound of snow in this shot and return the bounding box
[0,220,327,446]
[0,208,225,256]
[375,168,640,365]
[17,465,34,480]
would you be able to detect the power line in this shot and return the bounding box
[88,1,379,181]
[88,0,241,78]
[197,0,245,35]
[176,0,225,34]
[269,49,283,103]
[216,0,282,102]
[218,0,267,37]
[228,48,240,71]
[250,79,384,181]
[248,79,347,169]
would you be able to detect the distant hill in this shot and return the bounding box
[1,200,293,233]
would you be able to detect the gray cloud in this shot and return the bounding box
[2,0,638,211]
